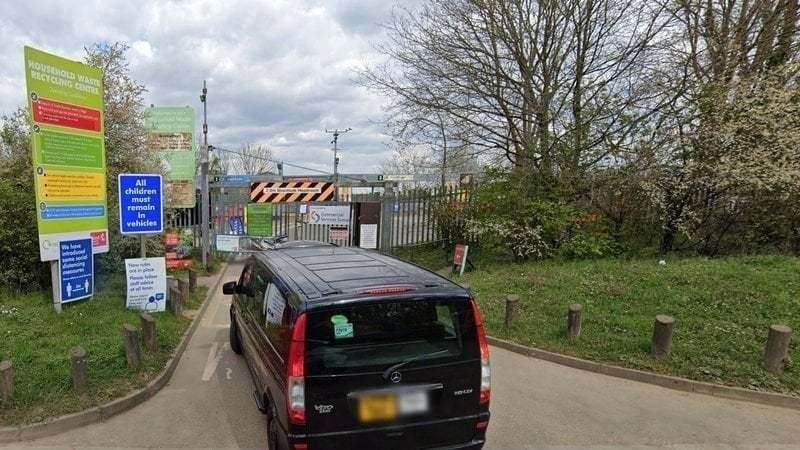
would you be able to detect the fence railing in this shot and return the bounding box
[164,185,473,251]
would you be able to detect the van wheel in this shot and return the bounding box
[229,310,243,355]
[267,402,279,450]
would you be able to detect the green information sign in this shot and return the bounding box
[247,204,273,236]
[144,107,196,207]
[25,46,108,262]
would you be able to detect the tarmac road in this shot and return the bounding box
[5,259,800,450]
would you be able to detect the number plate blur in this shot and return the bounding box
[398,390,429,415]
[358,394,397,422]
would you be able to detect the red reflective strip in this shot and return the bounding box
[476,420,489,429]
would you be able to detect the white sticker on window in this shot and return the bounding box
[264,284,285,325]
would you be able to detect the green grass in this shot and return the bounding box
[0,277,208,425]
[457,255,800,396]
[392,244,453,272]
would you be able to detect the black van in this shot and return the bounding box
[222,242,491,450]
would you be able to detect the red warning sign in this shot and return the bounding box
[32,98,102,132]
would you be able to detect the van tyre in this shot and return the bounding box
[229,310,243,355]
[267,402,279,450]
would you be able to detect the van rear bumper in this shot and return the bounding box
[286,412,489,449]
[429,438,485,449]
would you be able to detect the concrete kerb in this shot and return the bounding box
[487,335,800,411]
[0,260,230,443]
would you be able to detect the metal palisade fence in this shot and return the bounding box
[165,185,472,251]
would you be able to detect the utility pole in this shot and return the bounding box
[325,127,351,201]
[200,81,210,269]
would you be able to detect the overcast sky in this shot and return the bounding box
[1,0,411,175]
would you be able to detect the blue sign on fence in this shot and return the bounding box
[229,216,244,235]
[59,238,93,303]
[118,174,163,234]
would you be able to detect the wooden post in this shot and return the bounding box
[0,360,12,402]
[168,284,183,316]
[141,313,157,352]
[178,278,189,305]
[122,324,141,370]
[504,295,520,328]
[764,325,792,373]
[188,269,197,292]
[567,304,582,341]
[70,346,88,392]
[651,315,676,359]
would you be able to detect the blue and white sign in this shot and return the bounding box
[125,257,167,312]
[229,216,244,235]
[118,174,163,234]
[59,238,93,303]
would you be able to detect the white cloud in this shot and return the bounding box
[0,0,405,175]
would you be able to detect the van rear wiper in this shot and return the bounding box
[382,349,450,381]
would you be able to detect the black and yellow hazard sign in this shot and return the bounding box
[249,181,335,203]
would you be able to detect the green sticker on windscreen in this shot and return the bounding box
[334,322,354,339]
[330,314,348,325]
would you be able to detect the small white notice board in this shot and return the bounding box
[125,257,167,312]
[359,224,378,249]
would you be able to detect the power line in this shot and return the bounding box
[211,146,369,183]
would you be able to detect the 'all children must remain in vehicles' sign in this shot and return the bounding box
[118,174,164,234]
[25,46,109,261]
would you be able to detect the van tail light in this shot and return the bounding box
[357,284,416,295]
[287,313,307,425]
[470,299,491,405]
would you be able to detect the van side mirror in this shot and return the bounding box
[222,281,238,295]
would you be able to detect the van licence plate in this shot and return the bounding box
[358,394,397,422]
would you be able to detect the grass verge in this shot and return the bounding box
[0,276,209,426]
[456,255,799,396]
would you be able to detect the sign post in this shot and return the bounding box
[25,46,108,311]
[144,107,196,208]
[453,244,469,277]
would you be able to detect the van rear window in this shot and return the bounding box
[305,298,478,375]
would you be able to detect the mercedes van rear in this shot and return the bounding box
[293,291,490,449]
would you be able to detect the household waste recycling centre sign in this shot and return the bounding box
[25,46,108,261]
[119,174,163,234]
[59,238,93,303]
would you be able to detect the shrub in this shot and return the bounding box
[559,231,619,259]
[467,218,551,261]
[0,178,50,291]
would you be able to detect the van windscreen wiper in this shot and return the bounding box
[382,349,450,381]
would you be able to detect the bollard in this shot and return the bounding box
[70,346,88,392]
[122,324,141,370]
[141,313,157,352]
[764,325,792,373]
[504,295,520,328]
[567,304,582,341]
[178,278,189,306]
[168,284,183,316]
[0,360,12,402]
[188,269,197,292]
[651,315,676,359]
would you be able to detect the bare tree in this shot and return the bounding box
[362,0,673,193]
[230,143,275,175]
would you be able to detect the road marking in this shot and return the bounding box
[201,342,229,381]
[226,368,232,380]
